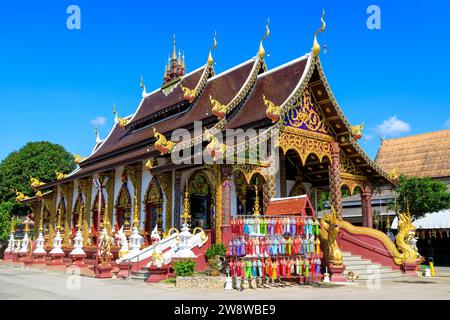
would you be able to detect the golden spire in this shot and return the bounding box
[181,184,191,223]
[77,205,84,231]
[172,34,177,60]
[132,193,140,228]
[258,18,270,58]
[56,208,62,232]
[24,220,30,233]
[312,9,326,57]
[253,184,261,216]
[103,200,109,230]
[208,31,218,66]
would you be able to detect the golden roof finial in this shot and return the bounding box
[208,31,218,66]
[172,34,177,60]
[258,18,270,59]
[312,9,326,57]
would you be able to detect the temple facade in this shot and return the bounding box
[21,22,391,252]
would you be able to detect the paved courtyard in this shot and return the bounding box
[0,264,449,300]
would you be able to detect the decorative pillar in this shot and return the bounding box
[158,172,173,230]
[31,202,42,238]
[215,165,223,244]
[221,165,233,235]
[328,142,342,218]
[361,183,373,228]
[280,153,287,197]
[60,183,74,247]
[262,174,276,213]
[174,171,182,229]
[79,178,93,247]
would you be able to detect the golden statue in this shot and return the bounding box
[312,10,326,57]
[163,227,180,239]
[351,123,364,140]
[258,18,270,59]
[30,177,44,189]
[153,127,176,155]
[56,171,68,180]
[263,95,282,123]
[209,95,227,119]
[394,212,419,265]
[73,154,85,165]
[319,206,343,266]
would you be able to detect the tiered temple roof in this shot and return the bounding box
[39,24,391,190]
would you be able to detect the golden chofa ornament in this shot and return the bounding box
[153,127,176,155]
[207,31,217,66]
[258,18,270,59]
[312,10,326,57]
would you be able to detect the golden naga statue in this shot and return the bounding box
[312,10,326,57]
[15,190,28,202]
[56,171,68,180]
[30,177,44,189]
[205,130,227,160]
[209,95,227,119]
[388,166,400,182]
[153,127,176,155]
[73,154,85,165]
[180,85,197,103]
[394,212,419,265]
[258,19,270,59]
[319,207,343,266]
[263,95,282,123]
[192,227,208,243]
[163,227,179,239]
[351,122,364,140]
[145,159,154,172]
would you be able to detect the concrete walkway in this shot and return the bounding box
[0,264,449,300]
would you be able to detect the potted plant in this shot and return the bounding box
[205,243,227,276]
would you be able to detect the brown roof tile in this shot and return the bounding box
[375,129,450,178]
[226,56,308,129]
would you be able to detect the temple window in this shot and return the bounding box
[145,179,163,232]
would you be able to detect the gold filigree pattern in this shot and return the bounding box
[340,151,364,176]
[283,88,329,134]
[278,130,332,165]
[340,177,365,195]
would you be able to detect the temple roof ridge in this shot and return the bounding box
[257,54,310,79]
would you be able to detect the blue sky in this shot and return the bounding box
[0,0,449,161]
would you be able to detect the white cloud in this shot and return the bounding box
[90,116,107,127]
[375,116,411,138]
[445,119,450,128]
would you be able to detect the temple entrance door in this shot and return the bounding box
[92,192,105,245]
[72,195,84,237]
[190,194,211,229]
[188,173,212,230]
[116,185,132,234]
[145,180,163,235]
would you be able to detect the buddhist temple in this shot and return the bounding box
[14,15,425,280]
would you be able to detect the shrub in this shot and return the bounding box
[173,259,195,277]
[205,243,227,260]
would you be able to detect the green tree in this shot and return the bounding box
[394,175,450,219]
[0,141,75,240]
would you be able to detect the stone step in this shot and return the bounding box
[342,259,373,266]
[341,252,356,257]
[345,267,399,275]
[342,256,365,262]
[356,272,405,280]
[131,270,149,280]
